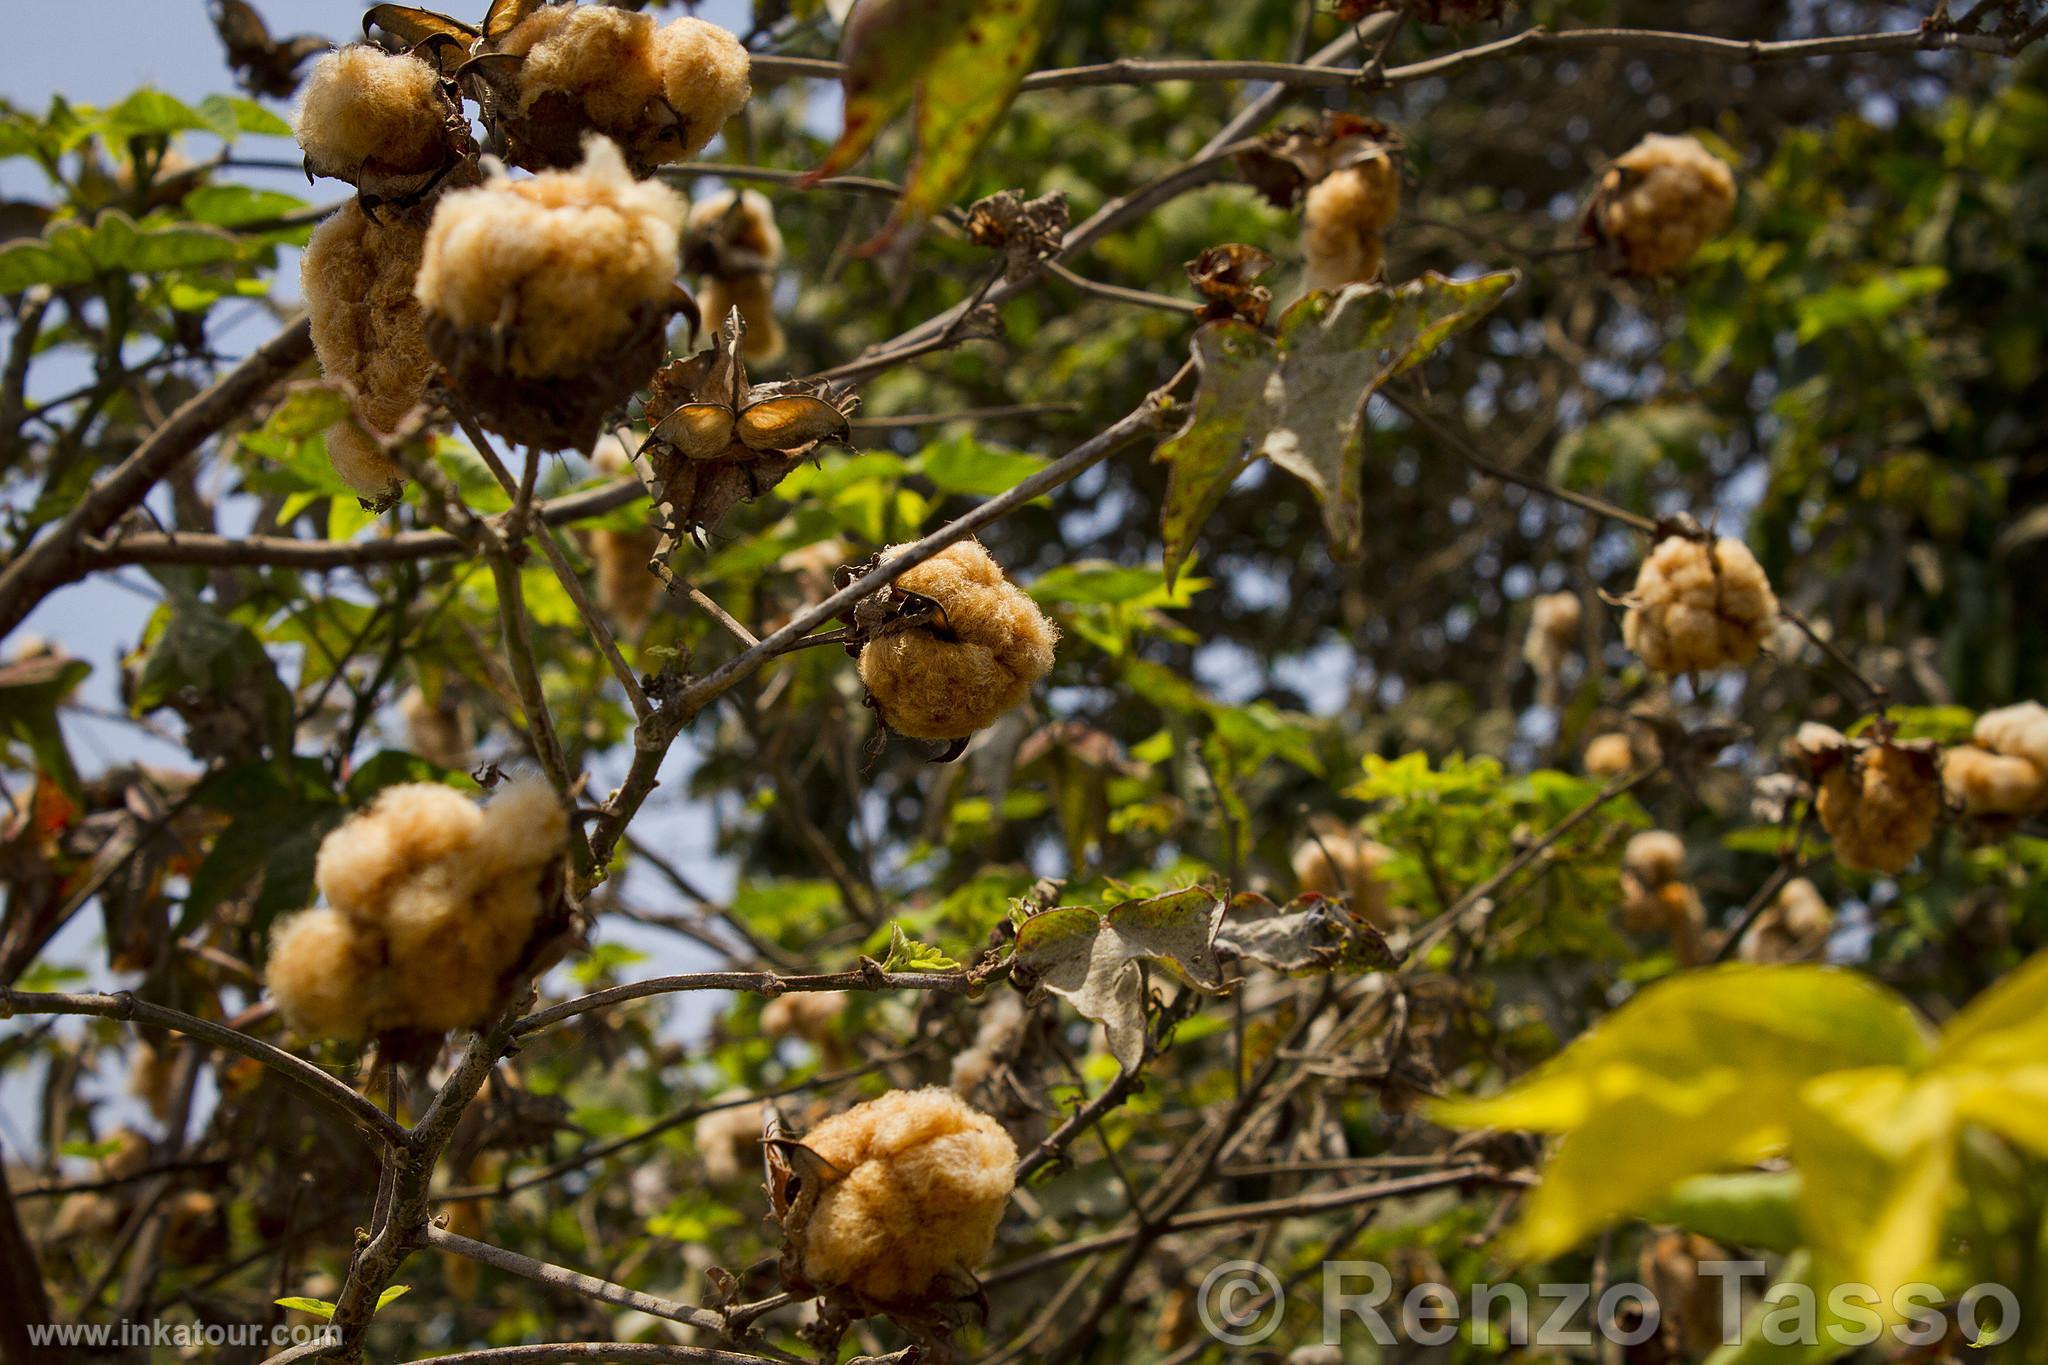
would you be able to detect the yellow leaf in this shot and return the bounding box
[1789,1068,1958,1317]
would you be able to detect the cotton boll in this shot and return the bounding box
[654,18,753,158]
[794,1088,1017,1305]
[1973,700,2048,773]
[264,908,385,1041]
[1737,877,1832,964]
[293,46,459,192]
[1591,133,1736,277]
[1290,814,1399,930]
[1301,160,1398,293]
[1816,743,1940,874]
[1943,745,2048,818]
[1622,535,1778,675]
[1621,830,1686,888]
[414,137,687,449]
[584,435,664,637]
[696,1095,764,1184]
[271,781,567,1039]
[950,992,1027,1097]
[698,273,783,364]
[762,992,845,1046]
[398,685,473,772]
[1584,732,1636,777]
[1522,591,1581,670]
[856,541,1059,741]
[300,200,433,496]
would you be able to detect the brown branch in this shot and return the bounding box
[0,987,405,1149]
[75,476,646,572]
[421,1228,735,1340]
[0,314,314,640]
[512,967,975,1037]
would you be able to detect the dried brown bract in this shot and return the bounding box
[1186,244,1275,326]
[1236,112,1403,212]
[965,189,1070,284]
[641,310,855,541]
[213,0,331,100]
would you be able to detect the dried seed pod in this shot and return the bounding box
[641,311,856,539]
[1587,133,1736,277]
[293,45,474,210]
[686,190,785,362]
[301,199,434,498]
[414,137,689,450]
[855,541,1059,742]
[1185,243,1274,326]
[1808,735,1942,875]
[964,189,1069,284]
[487,5,750,173]
[1237,112,1403,211]
[214,0,331,100]
[778,1088,1016,1308]
[1621,535,1778,675]
[1290,814,1400,931]
[264,778,567,1039]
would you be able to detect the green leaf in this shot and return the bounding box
[917,431,1047,497]
[1214,893,1395,976]
[124,223,244,274]
[103,89,212,139]
[0,240,91,294]
[0,654,91,798]
[810,0,1056,239]
[1794,266,1948,341]
[881,923,960,972]
[374,1285,411,1312]
[345,750,477,801]
[1649,1171,1806,1253]
[1155,273,1518,582]
[183,184,309,228]
[1153,321,1277,588]
[181,758,346,936]
[1012,887,1227,1070]
[197,93,294,138]
[274,1297,336,1321]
